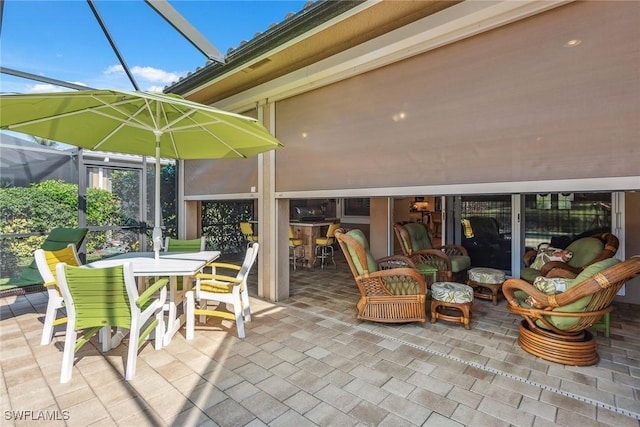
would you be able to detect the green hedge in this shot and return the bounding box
[0,180,122,278]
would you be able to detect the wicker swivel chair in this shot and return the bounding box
[336,228,427,323]
[393,222,471,283]
[521,232,619,284]
[503,256,640,366]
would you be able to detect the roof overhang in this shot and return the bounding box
[167,0,570,112]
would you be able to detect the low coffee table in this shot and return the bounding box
[467,267,506,305]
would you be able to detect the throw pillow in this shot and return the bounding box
[526,276,572,308]
[530,244,574,270]
[532,276,571,295]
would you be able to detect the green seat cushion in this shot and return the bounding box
[566,237,604,267]
[417,264,438,275]
[538,257,620,330]
[450,255,471,273]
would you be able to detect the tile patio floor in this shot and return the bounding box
[1,253,639,426]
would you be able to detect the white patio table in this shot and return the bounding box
[86,251,220,346]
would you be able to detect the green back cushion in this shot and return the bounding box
[64,264,132,330]
[20,228,89,284]
[405,223,433,251]
[520,267,541,283]
[541,257,620,330]
[346,230,378,275]
[566,237,604,267]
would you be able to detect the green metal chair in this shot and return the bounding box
[34,244,82,345]
[186,242,259,339]
[56,262,167,383]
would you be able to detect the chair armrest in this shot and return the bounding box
[196,274,242,284]
[545,267,578,280]
[375,255,417,270]
[43,280,58,288]
[408,249,453,273]
[137,278,168,308]
[502,277,559,309]
[435,244,468,257]
[205,261,241,271]
[540,261,580,277]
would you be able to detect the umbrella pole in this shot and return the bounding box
[152,135,163,260]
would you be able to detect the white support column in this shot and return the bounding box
[257,100,286,301]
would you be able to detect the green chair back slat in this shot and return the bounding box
[63,265,132,330]
[165,237,204,252]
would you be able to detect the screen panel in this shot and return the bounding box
[275,1,640,192]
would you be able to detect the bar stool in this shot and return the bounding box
[313,223,341,270]
[431,282,474,329]
[289,226,305,270]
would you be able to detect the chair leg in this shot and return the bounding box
[185,291,195,340]
[240,287,251,322]
[102,326,116,352]
[232,291,245,339]
[154,310,165,350]
[110,327,125,350]
[41,301,60,345]
[125,319,139,381]
[60,329,77,384]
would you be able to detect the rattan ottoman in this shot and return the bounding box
[467,267,506,305]
[430,282,474,329]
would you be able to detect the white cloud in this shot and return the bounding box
[101,64,183,91]
[145,85,166,93]
[104,65,125,75]
[131,66,181,84]
[27,83,69,93]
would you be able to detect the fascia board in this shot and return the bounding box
[271,177,640,200]
[178,0,377,99]
[214,0,570,112]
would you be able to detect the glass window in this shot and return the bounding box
[524,192,611,250]
[460,195,512,271]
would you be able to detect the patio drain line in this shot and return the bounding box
[286,306,640,421]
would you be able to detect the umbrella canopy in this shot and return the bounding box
[0,89,283,258]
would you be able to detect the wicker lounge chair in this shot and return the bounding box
[503,256,640,366]
[336,228,427,323]
[394,221,471,283]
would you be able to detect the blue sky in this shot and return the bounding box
[0,0,309,94]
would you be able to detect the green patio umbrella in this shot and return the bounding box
[0,89,283,259]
